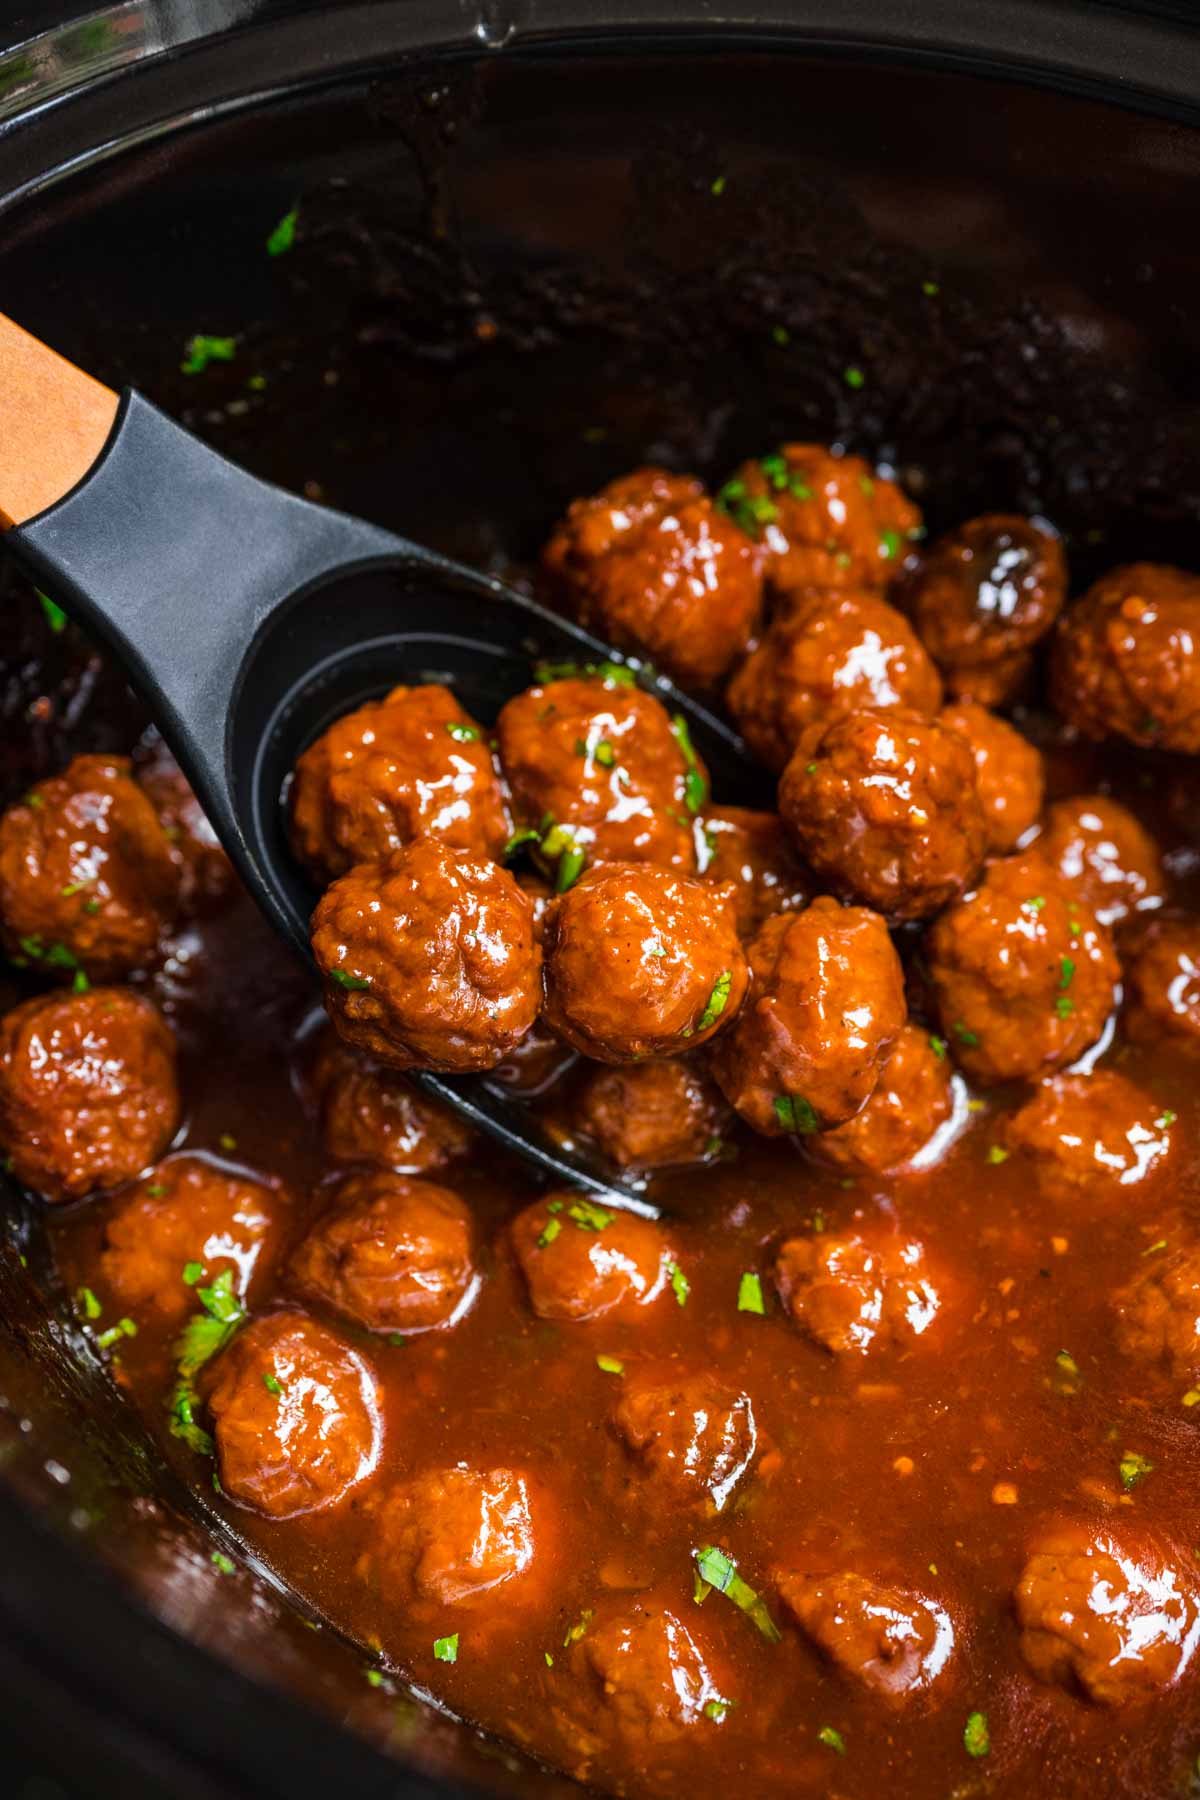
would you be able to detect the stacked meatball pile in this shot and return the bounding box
[7,440,1200,1762]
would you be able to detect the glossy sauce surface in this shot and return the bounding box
[50,732,1200,1800]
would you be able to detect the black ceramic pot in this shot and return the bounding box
[1,4,1200,1795]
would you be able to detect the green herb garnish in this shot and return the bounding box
[818,1726,846,1756]
[669,713,708,814]
[536,1217,562,1249]
[929,1035,947,1060]
[446,721,480,743]
[963,1712,989,1759]
[96,1317,137,1350]
[433,1634,459,1664]
[211,1551,236,1576]
[737,1272,765,1315]
[37,592,66,634]
[843,366,865,390]
[697,971,732,1034]
[773,1094,818,1134]
[567,1199,613,1232]
[563,1609,594,1647]
[1059,956,1075,990]
[168,1269,246,1458]
[502,827,540,860]
[263,1373,282,1395]
[596,1354,624,1375]
[266,207,298,257]
[76,1286,101,1320]
[669,1263,690,1307]
[330,969,371,991]
[1119,1449,1154,1492]
[181,334,236,375]
[952,1020,979,1048]
[693,1546,781,1643]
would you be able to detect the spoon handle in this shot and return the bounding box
[0,311,119,529]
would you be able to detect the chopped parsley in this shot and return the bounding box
[365,1669,385,1688]
[1055,995,1074,1020]
[818,1726,846,1756]
[563,1609,593,1647]
[715,478,781,540]
[669,714,708,813]
[771,325,789,347]
[952,1021,979,1048]
[1119,1449,1154,1492]
[266,206,298,256]
[1156,1110,1177,1129]
[502,826,540,860]
[693,1546,781,1643]
[963,1711,990,1758]
[704,1698,735,1723]
[568,1198,613,1232]
[182,1261,204,1285]
[96,1317,137,1350]
[211,1551,236,1576]
[710,174,726,196]
[17,935,81,974]
[76,1286,102,1320]
[433,1634,459,1664]
[737,1271,765,1315]
[445,721,480,743]
[533,658,634,689]
[697,971,733,1034]
[843,366,865,390]
[1059,956,1075,990]
[986,1145,1009,1166]
[1024,895,1045,914]
[263,1373,282,1395]
[669,1263,690,1307]
[168,1268,247,1457]
[773,1094,818,1134]
[596,1354,624,1375]
[922,278,940,297]
[879,529,901,560]
[593,740,616,768]
[536,1217,562,1249]
[181,334,236,375]
[929,1035,947,1060]
[37,592,66,634]
[330,969,371,991]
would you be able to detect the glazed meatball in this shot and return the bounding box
[925,854,1118,1085]
[776,1570,955,1705]
[133,731,236,915]
[577,1605,726,1741]
[542,865,747,1063]
[0,987,179,1202]
[364,1465,534,1606]
[699,806,811,938]
[289,1171,477,1334]
[709,898,906,1135]
[719,445,921,597]
[1112,1231,1200,1379]
[312,839,541,1072]
[288,682,510,884]
[1123,915,1200,1048]
[573,1060,728,1171]
[909,514,1066,692]
[1015,1525,1200,1706]
[0,754,180,981]
[99,1155,283,1324]
[496,672,704,873]
[544,468,763,688]
[811,1024,954,1176]
[727,589,943,773]
[612,1373,757,1511]
[1036,795,1165,931]
[1003,1072,1174,1208]
[779,707,986,921]
[938,701,1044,855]
[511,1195,674,1322]
[1051,563,1200,751]
[775,1229,944,1356]
[204,1310,382,1519]
[308,1032,473,1174]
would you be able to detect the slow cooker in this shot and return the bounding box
[2,3,1200,1794]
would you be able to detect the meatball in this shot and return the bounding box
[1015,1525,1200,1706]
[99,1155,283,1324]
[909,514,1066,688]
[496,672,704,874]
[776,1570,955,1705]
[133,731,236,915]
[543,865,746,1063]
[511,1194,674,1322]
[1003,1072,1174,1208]
[544,469,763,689]
[938,702,1044,855]
[779,708,986,921]
[699,806,811,939]
[727,589,943,773]
[288,682,510,884]
[289,1171,477,1334]
[718,445,922,597]
[0,754,181,981]
[612,1373,756,1510]
[0,987,179,1202]
[312,839,541,1072]
[1051,563,1200,751]
[1112,1232,1200,1379]
[573,1059,728,1171]
[811,1024,954,1176]
[1035,795,1165,931]
[940,648,1034,710]
[364,1465,534,1606]
[308,1032,473,1174]
[709,898,906,1136]
[924,854,1118,1085]
[576,1605,726,1740]
[204,1310,382,1518]
[1123,915,1200,1048]
[775,1229,944,1356]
